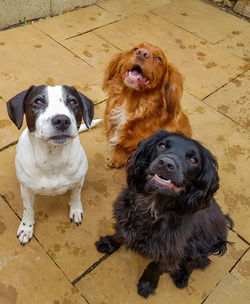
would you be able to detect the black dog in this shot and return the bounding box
[96,130,233,298]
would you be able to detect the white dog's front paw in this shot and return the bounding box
[69,206,83,226]
[17,221,34,245]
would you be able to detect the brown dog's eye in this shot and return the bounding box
[158,143,167,150]
[154,56,162,62]
[133,47,138,52]
[189,157,198,165]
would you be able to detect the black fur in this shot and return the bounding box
[96,130,233,298]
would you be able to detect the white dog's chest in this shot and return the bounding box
[15,129,88,196]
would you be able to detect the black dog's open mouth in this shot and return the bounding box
[124,64,150,87]
[149,174,184,193]
[50,135,71,145]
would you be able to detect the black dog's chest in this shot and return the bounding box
[114,197,172,259]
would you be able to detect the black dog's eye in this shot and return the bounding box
[154,56,162,62]
[33,97,45,107]
[188,157,198,165]
[68,97,78,107]
[158,143,167,150]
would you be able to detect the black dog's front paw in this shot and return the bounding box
[171,272,190,289]
[138,278,157,298]
[95,235,120,254]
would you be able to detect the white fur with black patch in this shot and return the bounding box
[13,85,94,245]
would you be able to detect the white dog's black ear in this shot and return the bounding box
[7,86,35,129]
[77,92,94,129]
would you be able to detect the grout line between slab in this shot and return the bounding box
[64,19,120,41]
[200,70,250,133]
[229,247,250,273]
[39,30,92,66]
[0,140,18,152]
[0,194,89,304]
[93,31,123,52]
[149,11,213,45]
[72,253,110,285]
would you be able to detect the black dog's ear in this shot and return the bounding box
[127,130,172,192]
[77,92,94,129]
[177,144,219,216]
[7,86,35,129]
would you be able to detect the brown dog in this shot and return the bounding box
[103,43,192,168]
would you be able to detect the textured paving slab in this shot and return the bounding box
[182,91,250,242]
[98,0,170,17]
[0,98,20,149]
[94,13,246,100]
[231,248,250,287]
[61,32,119,71]
[76,232,247,304]
[0,103,127,282]
[217,28,250,64]
[203,71,250,131]
[34,5,118,41]
[151,0,249,44]
[0,24,105,103]
[203,273,250,304]
[0,197,87,304]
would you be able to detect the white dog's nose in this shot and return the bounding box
[52,115,71,131]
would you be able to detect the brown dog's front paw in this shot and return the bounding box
[107,159,124,168]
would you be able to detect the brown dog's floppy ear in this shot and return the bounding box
[103,52,124,91]
[77,92,94,129]
[161,63,183,122]
[7,86,35,129]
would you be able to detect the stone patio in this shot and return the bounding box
[0,0,249,303]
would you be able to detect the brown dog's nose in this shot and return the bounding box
[136,48,149,60]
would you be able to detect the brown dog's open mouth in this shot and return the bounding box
[149,174,183,193]
[124,65,150,87]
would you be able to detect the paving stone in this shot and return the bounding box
[98,0,170,17]
[76,232,247,304]
[217,28,250,64]
[203,273,250,304]
[0,102,127,281]
[231,248,250,287]
[34,5,118,41]
[0,197,87,304]
[203,70,250,131]
[61,32,120,71]
[151,0,249,44]
[0,98,23,149]
[182,91,250,242]
[0,24,105,103]
[94,13,246,100]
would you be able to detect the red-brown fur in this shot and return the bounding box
[104,43,192,168]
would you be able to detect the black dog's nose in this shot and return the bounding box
[51,115,71,131]
[158,157,177,172]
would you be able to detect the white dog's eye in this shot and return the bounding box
[33,97,45,107]
[68,98,78,106]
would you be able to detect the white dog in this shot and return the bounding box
[7,85,100,245]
